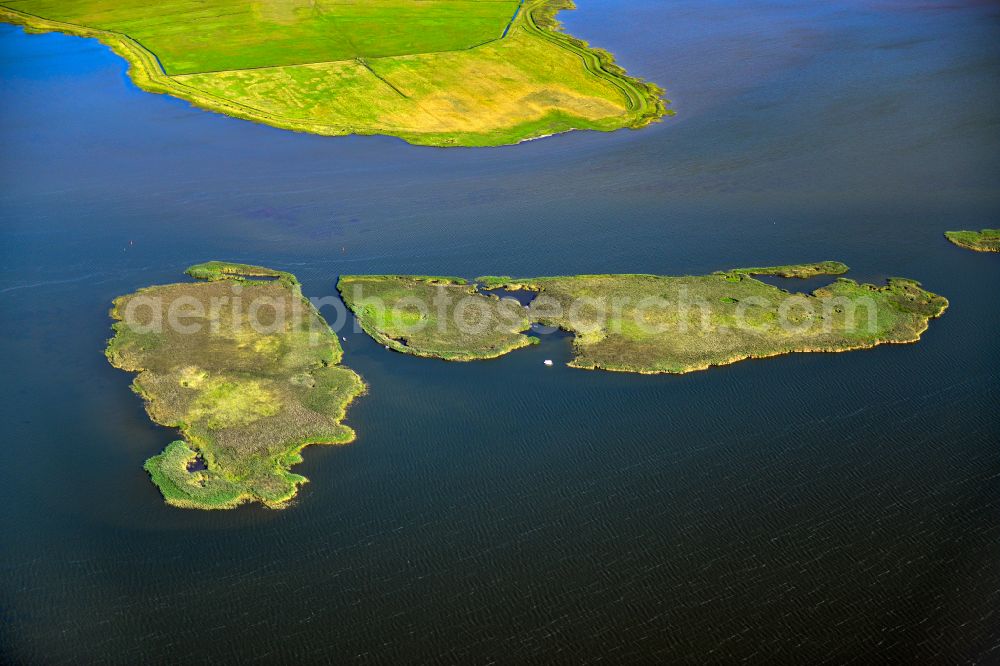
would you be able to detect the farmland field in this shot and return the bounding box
[0,0,668,144]
[1,0,524,74]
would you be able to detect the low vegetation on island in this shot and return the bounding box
[106,261,364,510]
[338,275,535,360]
[720,261,849,279]
[1,0,668,146]
[102,261,947,509]
[341,263,948,374]
[945,229,1000,253]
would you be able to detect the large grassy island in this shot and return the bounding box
[945,229,1000,253]
[340,263,947,374]
[0,0,667,146]
[107,262,364,509]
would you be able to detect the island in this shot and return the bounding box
[1,0,668,146]
[338,275,536,360]
[106,261,364,510]
[945,229,1000,253]
[340,263,948,374]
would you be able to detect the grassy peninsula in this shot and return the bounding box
[945,229,1000,253]
[1,0,668,146]
[106,262,364,510]
[343,263,948,374]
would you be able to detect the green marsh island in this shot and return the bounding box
[945,229,1000,253]
[340,263,948,374]
[0,0,667,146]
[338,275,537,360]
[106,262,364,510]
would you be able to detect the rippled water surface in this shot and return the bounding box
[1,0,999,662]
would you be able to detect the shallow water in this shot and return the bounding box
[1,0,999,661]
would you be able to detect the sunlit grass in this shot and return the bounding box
[0,0,669,145]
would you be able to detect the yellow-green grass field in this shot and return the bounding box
[1,0,669,145]
[341,264,948,374]
[945,229,1000,253]
[106,261,364,510]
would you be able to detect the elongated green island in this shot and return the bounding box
[340,263,948,374]
[945,229,1000,253]
[1,0,668,146]
[107,262,364,509]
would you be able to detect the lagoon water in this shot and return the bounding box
[1,0,999,661]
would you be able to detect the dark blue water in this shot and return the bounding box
[2,0,999,662]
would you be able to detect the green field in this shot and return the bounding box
[106,262,365,510]
[3,0,522,74]
[341,264,948,374]
[945,229,1000,253]
[1,0,668,145]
